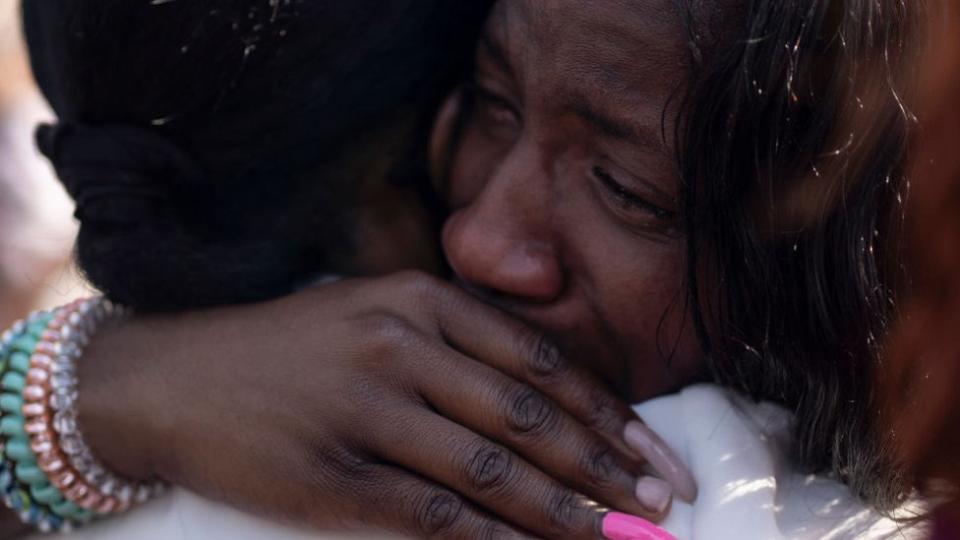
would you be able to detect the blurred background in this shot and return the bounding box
[0,1,90,329]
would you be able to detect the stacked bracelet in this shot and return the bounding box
[0,298,165,532]
[0,310,75,532]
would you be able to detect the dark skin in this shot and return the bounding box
[77,273,668,539]
[0,1,711,538]
[439,0,705,400]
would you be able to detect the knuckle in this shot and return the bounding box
[476,521,515,540]
[464,443,516,492]
[353,313,432,387]
[504,384,559,435]
[580,441,619,490]
[360,312,419,351]
[544,488,587,534]
[303,444,375,498]
[307,443,366,479]
[521,331,567,378]
[285,443,355,520]
[414,490,465,536]
[586,393,624,434]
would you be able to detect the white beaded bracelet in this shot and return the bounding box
[46,298,165,510]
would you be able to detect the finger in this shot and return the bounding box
[429,288,697,502]
[371,405,627,540]
[376,275,638,456]
[312,462,537,540]
[416,348,672,520]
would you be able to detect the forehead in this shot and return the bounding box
[487,0,690,93]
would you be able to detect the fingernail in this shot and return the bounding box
[623,421,697,502]
[602,512,677,540]
[635,476,672,515]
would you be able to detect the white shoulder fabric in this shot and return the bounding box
[31,384,924,540]
[639,385,924,540]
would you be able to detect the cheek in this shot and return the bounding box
[593,243,686,343]
[561,189,701,395]
[604,248,702,396]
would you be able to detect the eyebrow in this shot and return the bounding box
[478,25,673,196]
[568,94,666,152]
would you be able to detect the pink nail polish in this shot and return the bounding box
[602,512,676,540]
[624,421,698,503]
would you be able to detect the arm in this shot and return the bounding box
[65,272,690,538]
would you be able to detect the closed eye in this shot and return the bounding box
[592,166,676,222]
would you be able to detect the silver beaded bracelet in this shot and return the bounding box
[49,297,166,509]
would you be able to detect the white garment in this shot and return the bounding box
[30,384,922,540]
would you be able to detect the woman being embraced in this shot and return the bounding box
[2,0,927,538]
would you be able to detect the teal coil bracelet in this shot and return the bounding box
[0,298,165,533]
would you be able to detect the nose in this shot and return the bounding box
[442,147,563,303]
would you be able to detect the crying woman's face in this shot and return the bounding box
[437,0,707,400]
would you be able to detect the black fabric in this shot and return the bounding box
[21,1,493,193]
[19,0,492,311]
[36,123,203,225]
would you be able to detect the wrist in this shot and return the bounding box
[77,315,173,483]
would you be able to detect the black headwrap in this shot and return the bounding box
[21,0,492,310]
[36,123,203,225]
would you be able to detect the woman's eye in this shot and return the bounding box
[592,166,678,225]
